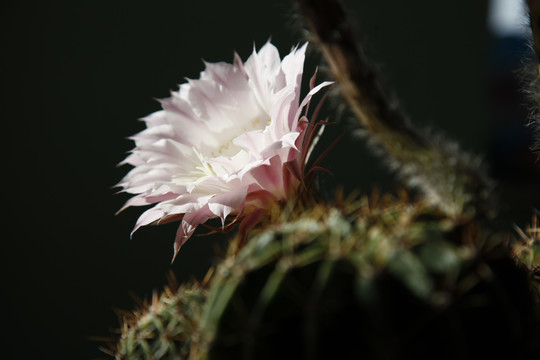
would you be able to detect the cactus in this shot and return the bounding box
[111,195,540,359]
[112,281,207,360]
[192,196,539,359]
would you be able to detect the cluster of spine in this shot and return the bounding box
[512,211,540,303]
[112,282,206,360]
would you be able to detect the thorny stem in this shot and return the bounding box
[296,0,494,220]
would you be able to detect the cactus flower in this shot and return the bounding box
[117,42,331,259]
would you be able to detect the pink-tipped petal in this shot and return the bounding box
[130,206,165,238]
[208,186,248,226]
[172,205,213,261]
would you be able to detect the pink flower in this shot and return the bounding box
[117,42,331,260]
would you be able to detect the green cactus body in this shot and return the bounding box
[112,197,540,359]
[188,197,539,359]
[114,283,207,360]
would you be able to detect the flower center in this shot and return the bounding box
[172,115,271,189]
[208,115,270,158]
[172,147,217,188]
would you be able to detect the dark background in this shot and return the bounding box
[2,0,539,359]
